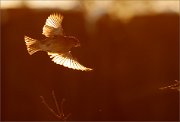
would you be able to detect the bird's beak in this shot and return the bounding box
[75,43,81,47]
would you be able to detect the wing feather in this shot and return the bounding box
[48,52,92,71]
[42,13,64,37]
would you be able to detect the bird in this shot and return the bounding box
[24,13,92,71]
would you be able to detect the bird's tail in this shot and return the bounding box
[24,36,41,55]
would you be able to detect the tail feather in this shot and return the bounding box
[24,36,41,55]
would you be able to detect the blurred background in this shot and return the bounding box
[1,0,179,121]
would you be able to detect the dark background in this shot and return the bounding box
[1,8,179,121]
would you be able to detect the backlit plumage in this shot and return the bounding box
[24,13,92,71]
[42,13,64,37]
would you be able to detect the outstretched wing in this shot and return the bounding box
[42,13,64,37]
[48,52,93,71]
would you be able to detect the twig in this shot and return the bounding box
[52,90,61,116]
[40,96,61,119]
[60,98,66,117]
[40,91,71,121]
[160,80,180,91]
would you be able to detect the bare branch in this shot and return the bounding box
[52,90,61,116]
[160,80,180,91]
[60,98,66,117]
[40,96,61,119]
[40,91,71,121]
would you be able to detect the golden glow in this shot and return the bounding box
[1,0,79,10]
[106,1,179,21]
[1,1,179,22]
[25,1,79,10]
[1,0,22,8]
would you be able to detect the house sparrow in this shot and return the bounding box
[24,13,92,71]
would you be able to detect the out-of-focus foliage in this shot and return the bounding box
[1,0,179,22]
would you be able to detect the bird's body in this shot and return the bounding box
[24,13,92,71]
[39,36,79,53]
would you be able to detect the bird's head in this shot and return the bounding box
[68,36,81,47]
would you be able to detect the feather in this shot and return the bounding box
[24,36,41,55]
[48,52,93,71]
[42,13,64,37]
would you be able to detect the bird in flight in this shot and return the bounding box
[24,13,92,71]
